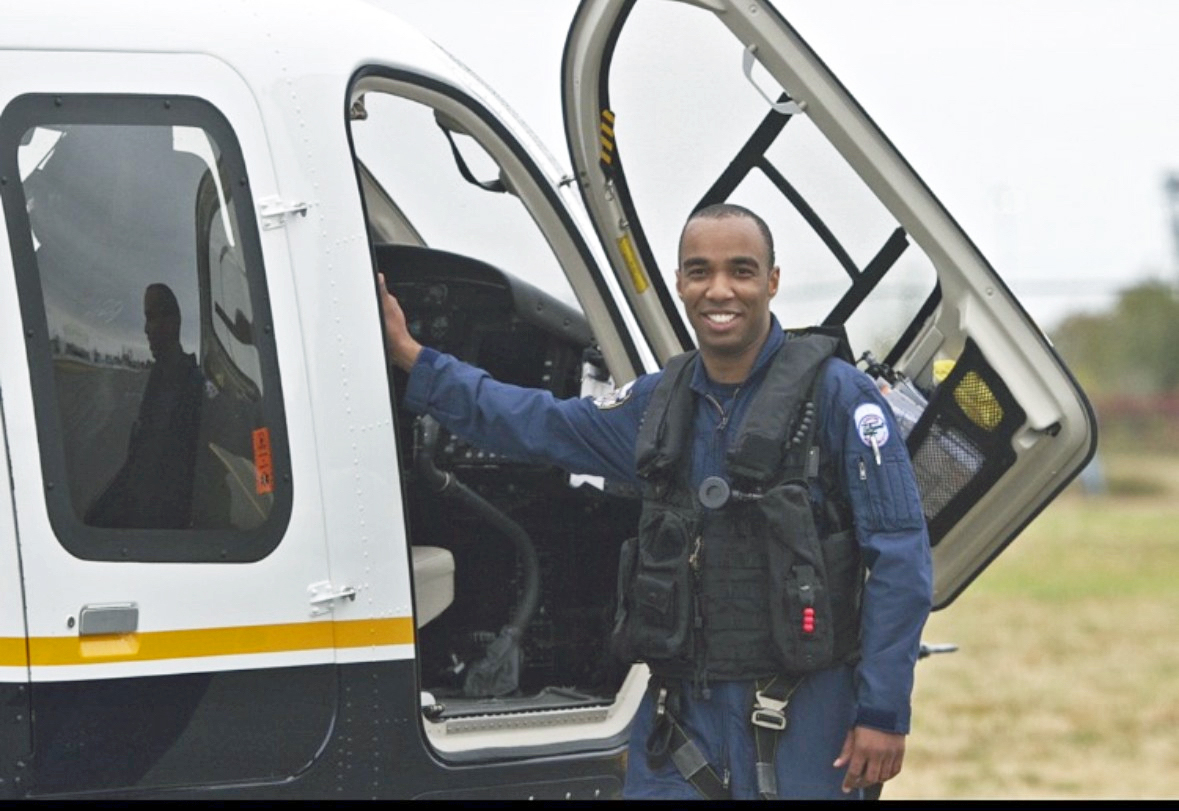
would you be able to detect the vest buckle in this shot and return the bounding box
[750,689,789,731]
[654,685,669,718]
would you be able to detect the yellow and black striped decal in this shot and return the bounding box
[598,109,616,176]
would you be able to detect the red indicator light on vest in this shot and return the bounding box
[802,607,815,634]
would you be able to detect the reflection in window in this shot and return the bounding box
[82,280,206,529]
[12,114,279,543]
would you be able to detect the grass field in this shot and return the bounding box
[885,452,1179,799]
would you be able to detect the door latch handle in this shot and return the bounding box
[78,603,139,636]
[742,44,805,116]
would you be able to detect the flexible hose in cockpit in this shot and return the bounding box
[413,415,540,697]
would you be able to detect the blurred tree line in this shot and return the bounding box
[1050,279,1179,452]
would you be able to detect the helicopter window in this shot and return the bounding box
[351,90,582,312]
[598,2,939,362]
[0,94,291,563]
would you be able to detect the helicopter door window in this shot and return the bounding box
[0,94,291,563]
[596,2,939,362]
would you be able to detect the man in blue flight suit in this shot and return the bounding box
[379,203,932,800]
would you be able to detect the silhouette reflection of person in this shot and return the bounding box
[86,283,204,529]
[44,286,212,794]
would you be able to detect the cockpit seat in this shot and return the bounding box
[411,546,455,628]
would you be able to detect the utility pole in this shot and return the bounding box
[1164,172,1179,280]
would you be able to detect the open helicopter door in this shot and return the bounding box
[561,0,1097,607]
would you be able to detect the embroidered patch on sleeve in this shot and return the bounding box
[593,380,636,410]
[854,403,890,448]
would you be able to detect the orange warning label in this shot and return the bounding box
[252,427,274,495]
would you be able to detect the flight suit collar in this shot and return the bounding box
[688,315,785,397]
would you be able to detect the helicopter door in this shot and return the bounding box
[0,54,337,795]
[562,0,1096,607]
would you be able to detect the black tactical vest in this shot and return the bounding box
[610,332,863,682]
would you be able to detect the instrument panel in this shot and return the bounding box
[377,243,595,469]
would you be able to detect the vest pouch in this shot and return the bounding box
[821,528,863,662]
[608,536,639,661]
[761,482,837,672]
[610,505,695,663]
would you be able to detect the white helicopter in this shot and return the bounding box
[0,0,1094,799]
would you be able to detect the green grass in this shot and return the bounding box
[969,504,1179,601]
[1106,474,1169,497]
[885,452,1179,800]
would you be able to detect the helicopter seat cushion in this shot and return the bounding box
[412,546,455,628]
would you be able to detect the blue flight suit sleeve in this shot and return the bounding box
[403,347,649,487]
[817,359,933,735]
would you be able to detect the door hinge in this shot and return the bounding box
[308,581,358,616]
[259,196,310,230]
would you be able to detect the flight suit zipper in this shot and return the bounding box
[696,385,738,699]
[704,386,742,434]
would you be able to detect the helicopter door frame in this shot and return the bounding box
[0,390,32,798]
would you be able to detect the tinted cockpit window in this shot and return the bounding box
[0,95,290,562]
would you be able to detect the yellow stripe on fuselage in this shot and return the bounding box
[0,636,28,667]
[4,617,415,667]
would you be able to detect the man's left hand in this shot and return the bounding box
[833,725,906,794]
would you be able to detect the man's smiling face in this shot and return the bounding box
[676,213,779,382]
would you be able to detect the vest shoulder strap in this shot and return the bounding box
[785,323,855,365]
[635,350,698,481]
[725,332,840,484]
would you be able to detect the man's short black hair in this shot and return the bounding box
[680,203,775,268]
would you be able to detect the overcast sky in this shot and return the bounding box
[371,0,1179,331]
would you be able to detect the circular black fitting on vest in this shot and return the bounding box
[698,476,731,509]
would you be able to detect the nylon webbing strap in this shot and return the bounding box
[725,333,838,484]
[751,674,806,800]
[668,722,729,800]
[635,351,698,480]
[645,676,806,799]
[646,680,730,800]
[438,124,507,193]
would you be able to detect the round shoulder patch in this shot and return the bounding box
[593,380,636,410]
[853,402,890,448]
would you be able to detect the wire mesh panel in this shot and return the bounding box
[906,340,1025,545]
